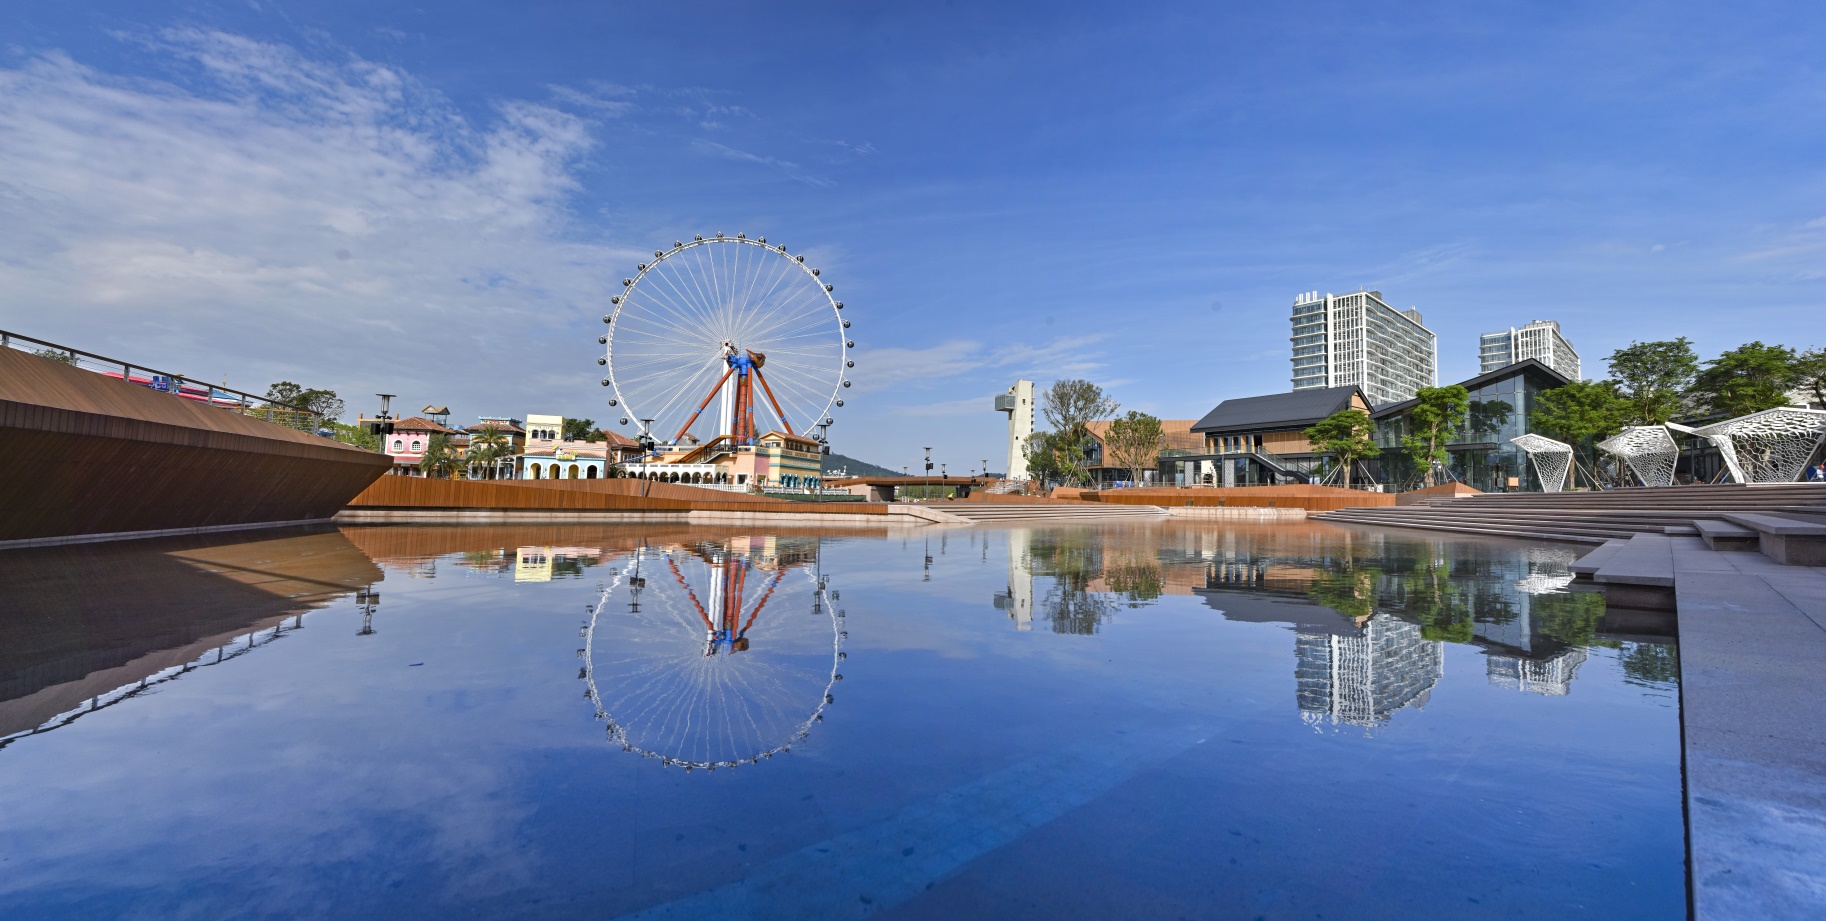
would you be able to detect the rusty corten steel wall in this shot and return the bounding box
[338,522,892,564]
[0,348,392,543]
[346,474,894,516]
[1082,484,1398,511]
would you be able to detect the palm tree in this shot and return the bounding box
[418,434,457,478]
[467,423,511,479]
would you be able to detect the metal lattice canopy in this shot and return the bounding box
[1597,425,1680,487]
[1510,433,1573,492]
[1692,408,1826,484]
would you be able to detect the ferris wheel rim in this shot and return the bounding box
[581,547,844,771]
[602,235,847,441]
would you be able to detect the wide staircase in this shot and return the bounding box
[1314,483,1826,544]
[930,501,1170,523]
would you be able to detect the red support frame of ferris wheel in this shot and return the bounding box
[671,351,797,446]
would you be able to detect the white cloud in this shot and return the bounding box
[0,29,638,413]
[547,81,635,116]
[689,138,833,188]
[1804,216,1826,230]
[847,334,1108,396]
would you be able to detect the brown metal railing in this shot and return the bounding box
[1,328,322,431]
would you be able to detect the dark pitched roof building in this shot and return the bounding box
[1192,386,1370,435]
[1368,358,1568,421]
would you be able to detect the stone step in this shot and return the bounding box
[1315,513,1609,544]
[1570,539,1630,578]
[1693,519,1759,551]
[1723,513,1826,565]
[1324,512,1676,533]
[1316,512,1645,539]
[1592,533,1676,587]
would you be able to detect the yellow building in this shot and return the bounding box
[621,430,824,491]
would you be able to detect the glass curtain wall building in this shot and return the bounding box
[1370,359,1570,491]
[1291,290,1438,406]
[1479,319,1581,379]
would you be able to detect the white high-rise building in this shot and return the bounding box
[994,380,1035,479]
[1290,290,1437,407]
[1479,320,1581,379]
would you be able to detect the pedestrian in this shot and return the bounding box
[1810,463,1826,483]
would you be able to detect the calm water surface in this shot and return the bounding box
[0,521,1684,919]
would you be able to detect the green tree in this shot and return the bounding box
[1023,530,1117,634]
[1621,642,1680,688]
[1532,591,1610,647]
[1531,380,1631,485]
[1303,408,1379,487]
[264,381,345,423]
[1400,385,1470,487]
[1793,348,1826,409]
[1023,431,1069,488]
[1308,563,1381,621]
[418,434,457,478]
[561,417,597,442]
[1104,411,1165,486]
[467,422,511,478]
[1039,378,1119,435]
[1606,339,1699,424]
[31,347,76,365]
[1690,341,1798,417]
[1396,558,1473,643]
[332,421,380,451]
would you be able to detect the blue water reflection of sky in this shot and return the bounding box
[0,523,1683,919]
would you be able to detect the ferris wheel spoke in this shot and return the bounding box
[771,380,837,421]
[647,263,722,334]
[641,272,724,336]
[617,296,720,342]
[605,238,843,445]
[615,325,720,355]
[730,253,801,337]
[681,250,734,331]
[737,280,820,330]
[739,297,836,344]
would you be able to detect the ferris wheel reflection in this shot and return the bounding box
[583,536,843,771]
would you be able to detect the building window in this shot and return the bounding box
[410,440,422,452]
[392,439,404,452]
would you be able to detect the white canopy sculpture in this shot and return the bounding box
[1597,425,1680,487]
[1689,408,1826,483]
[1510,433,1574,493]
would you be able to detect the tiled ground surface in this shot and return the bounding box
[1674,538,1826,920]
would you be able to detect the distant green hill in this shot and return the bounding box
[822,452,900,478]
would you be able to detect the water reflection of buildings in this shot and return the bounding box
[514,546,604,582]
[992,528,1034,630]
[1486,648,1588,696]
[1295,618,1442,729]
[974,524,1670,728]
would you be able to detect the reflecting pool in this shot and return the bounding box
[0,521,1684,919]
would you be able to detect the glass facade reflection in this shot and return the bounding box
[1371,359,1570,491]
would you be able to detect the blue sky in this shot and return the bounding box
[2,2,1823,471]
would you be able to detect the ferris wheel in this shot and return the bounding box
[582,540,844,770]
[599,233,852,448]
